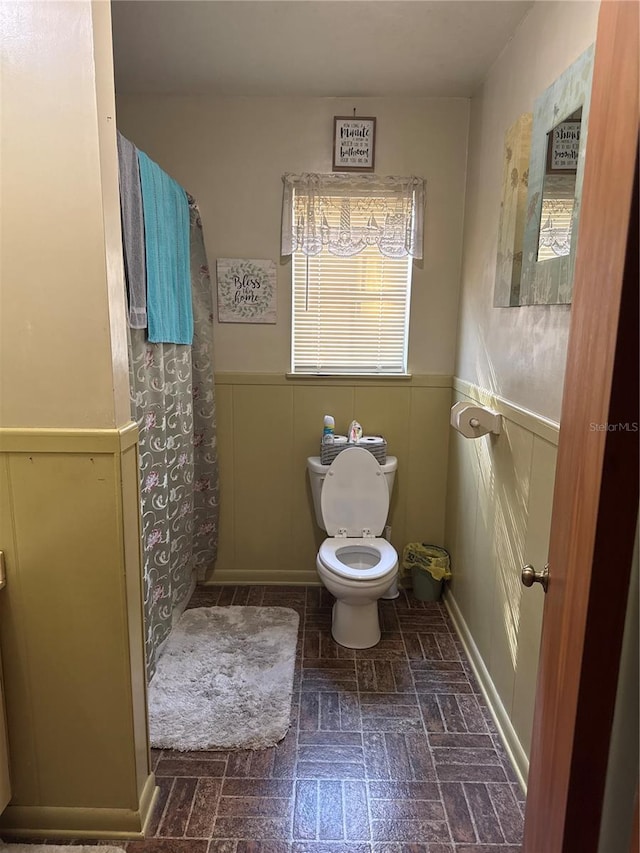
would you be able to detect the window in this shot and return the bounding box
[292,224,412,375]
[282,174,424,376]
[536,174,576,261]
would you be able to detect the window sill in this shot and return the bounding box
[286,373,413,381]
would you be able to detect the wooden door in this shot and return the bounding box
[523,2,639,851]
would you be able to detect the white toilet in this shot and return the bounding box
[307,447,399,649]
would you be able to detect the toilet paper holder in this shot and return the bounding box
[450,402,502,439]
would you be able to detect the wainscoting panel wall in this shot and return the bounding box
[210,374,453,585]
[444,379,558,787]
[0,426,155,838]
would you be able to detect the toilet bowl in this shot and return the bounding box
[307,447,399,649]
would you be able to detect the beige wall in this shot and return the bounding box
[0,1,152,836]
[455,0,599,422]
[115,95,469,375]
[0,1,130,429]
[445,0,600,786]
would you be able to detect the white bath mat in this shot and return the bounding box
[148,606,300,751]
[0,847,126,852]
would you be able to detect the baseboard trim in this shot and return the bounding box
[204,568,320,586]
[138,772,159,838]
[444,590,529,793]
[0,773,157,840]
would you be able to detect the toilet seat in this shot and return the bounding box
[318,537,397,582]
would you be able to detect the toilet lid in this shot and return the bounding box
[321,446,389,537]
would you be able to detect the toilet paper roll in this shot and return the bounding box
[450,402,502,438]
[333,435,348,445]
[357,436,385,446]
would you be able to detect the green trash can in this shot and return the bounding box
[402,544,451,602]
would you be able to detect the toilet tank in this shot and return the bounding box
[307,454,398,531]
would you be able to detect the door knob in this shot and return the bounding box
[521,562,549,593]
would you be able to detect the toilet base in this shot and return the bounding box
[331,599,381,649]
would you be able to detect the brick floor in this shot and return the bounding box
[127,585,525,852]
[8,585,525,851]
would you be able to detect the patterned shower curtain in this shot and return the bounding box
[129,198,219,678]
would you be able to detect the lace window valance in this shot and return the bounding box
[281,173,426,260]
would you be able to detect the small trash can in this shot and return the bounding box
[402,544,451,602]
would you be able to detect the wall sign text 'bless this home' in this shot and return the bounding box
[216,258,277,323]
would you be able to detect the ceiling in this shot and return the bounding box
[111,0,534,98]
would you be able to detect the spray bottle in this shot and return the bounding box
[322,415,335,445]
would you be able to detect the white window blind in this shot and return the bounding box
[291,197,412,375]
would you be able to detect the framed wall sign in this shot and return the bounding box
[547,117,581,173]
[216,258,277,323]
[333,116,376,172]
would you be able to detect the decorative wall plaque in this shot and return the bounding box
[216,258,277,323]
[333,116,376,172]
